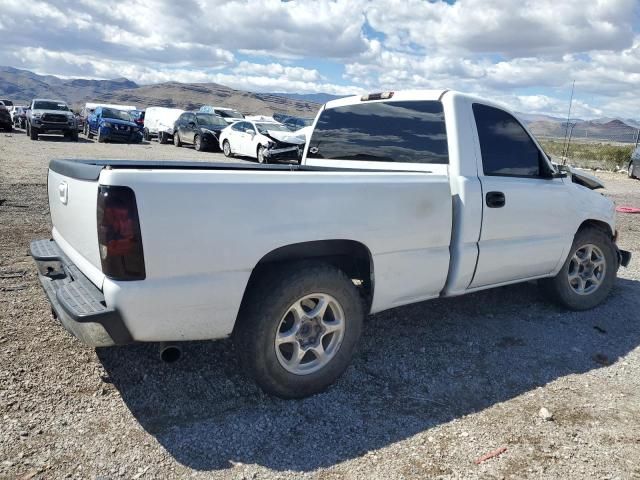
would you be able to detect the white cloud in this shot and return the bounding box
[1,0,640,118]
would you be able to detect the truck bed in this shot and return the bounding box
[46,158,453,343]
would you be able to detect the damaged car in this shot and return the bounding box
[173,111,228,151]
[219,120,305,163]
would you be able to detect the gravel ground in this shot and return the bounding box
[1,130,639,480]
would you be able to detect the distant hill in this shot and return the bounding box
[267,92,347,104]
[0,66,321,116]
[528,119,639,143]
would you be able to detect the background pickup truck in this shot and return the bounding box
[27,98,78,141]
[31,90,631,398]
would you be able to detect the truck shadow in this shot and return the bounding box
[97,277,640,472]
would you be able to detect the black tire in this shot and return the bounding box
[222,139,232,157]
[173,131,182,147]
[234,262,364,399]
[158,132,166,144]
[539,227,617,311]
[257,145,268,164]
[6,124,12,133]
[628,162,636,179]
[194,134,203,151]
[97,128,104,143]
[29,124,38,140]
[71,131,79,142]
[143,128,150,141]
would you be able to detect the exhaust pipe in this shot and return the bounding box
[159,343,182,363]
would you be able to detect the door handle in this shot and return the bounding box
[486,191,505,208]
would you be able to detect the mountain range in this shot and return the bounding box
[0,66,323,116]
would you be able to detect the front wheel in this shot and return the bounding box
[29,124,38,140]
[173,131,182,147]
[539,227,617,310]
[234,262,364,398]
[257,145,268,164]
[194,134,203,151]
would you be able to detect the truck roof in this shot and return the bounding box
[325,89,448,110]
[33,98,68,103]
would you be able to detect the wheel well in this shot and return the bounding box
[578,219,613,237]
[246,240,374,309]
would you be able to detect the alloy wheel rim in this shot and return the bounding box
[274,293,346,375]
[568,243,606,295]
[224,142,230,155]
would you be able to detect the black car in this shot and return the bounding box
[173,112,228,151]
[0,101,12,132]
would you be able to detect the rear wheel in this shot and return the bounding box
[173,131,182,147]
[234,262,364,398]
[158,132,166,144]
[223,139,232,157]
[539,227,617,310]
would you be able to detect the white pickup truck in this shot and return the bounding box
[31,90,631,398]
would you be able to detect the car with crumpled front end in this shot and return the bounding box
[219,119,305,163]
[26,99,78,141]
[86,106,142,143]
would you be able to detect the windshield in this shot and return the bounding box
[102,108,132,121]
[256,122,290,134]
[33,101,69,111]
[196,113,227,127]
[216,109,244,119]
[1,100,14,107]
[300,118,314,127]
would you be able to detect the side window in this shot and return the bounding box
[473,103,542,177]
[231,122,243,132]
[307,100,448,164]
[184,113,195,124]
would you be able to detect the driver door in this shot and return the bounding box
[469,103,574,288]
[236,122,254,156]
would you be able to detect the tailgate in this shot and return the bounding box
[48,169,103,284]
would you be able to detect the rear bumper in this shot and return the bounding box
[29,239,133,347]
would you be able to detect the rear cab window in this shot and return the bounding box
[307,100,448,166]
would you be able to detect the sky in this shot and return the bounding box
[0,0,639,119]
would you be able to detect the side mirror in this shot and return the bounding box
[188,121,196,128]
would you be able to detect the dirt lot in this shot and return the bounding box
[1,130,639,480]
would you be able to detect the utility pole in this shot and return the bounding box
[562,80,575,164]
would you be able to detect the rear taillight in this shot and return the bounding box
[97,186,145,280]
